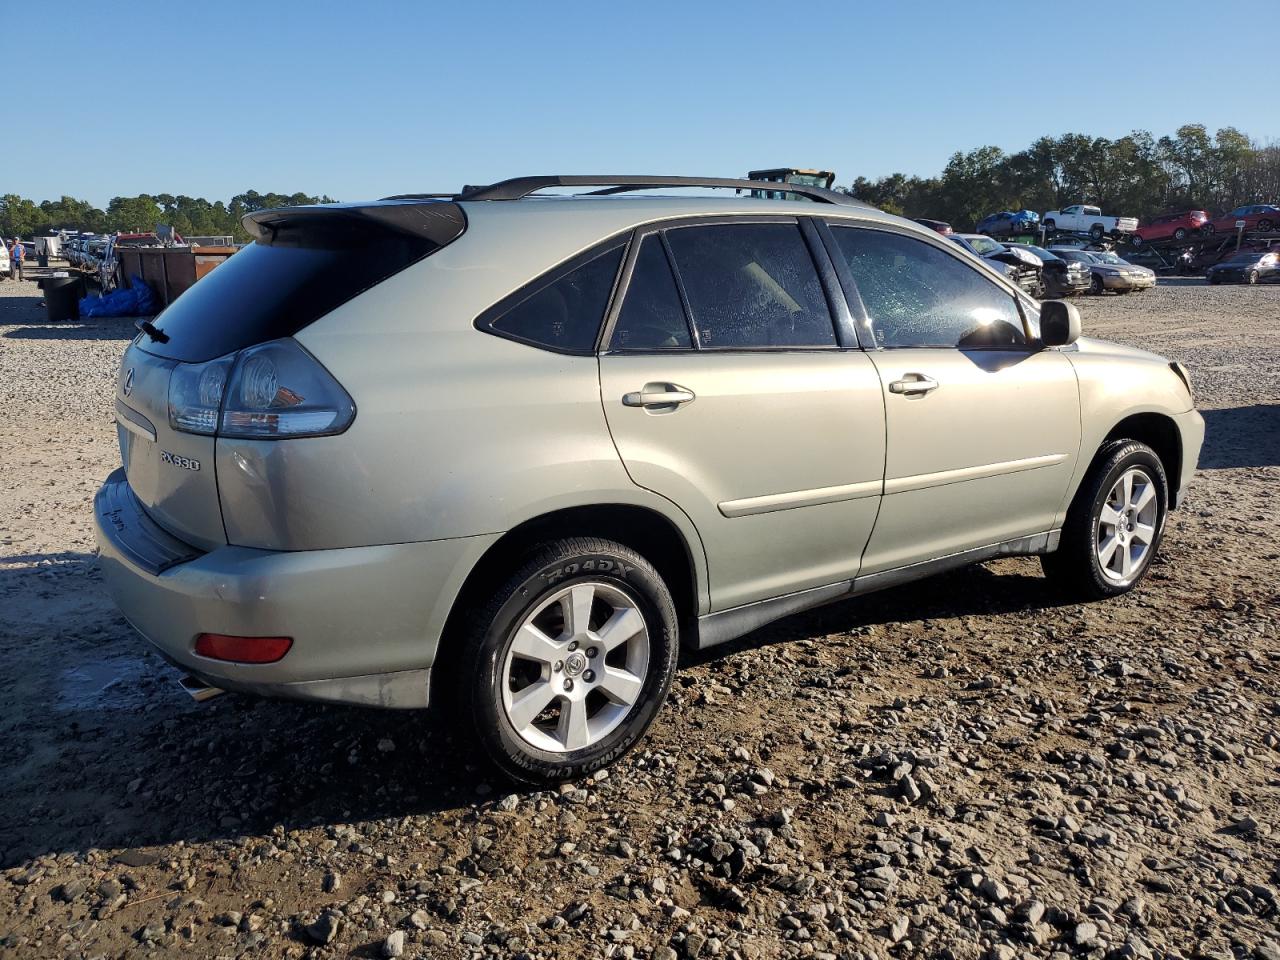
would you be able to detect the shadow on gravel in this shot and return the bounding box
[1155,277,1206,286]
[1199,404,1280,468]
[688,561,1069,666]
[2,319,138,341]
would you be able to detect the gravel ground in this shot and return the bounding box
[1,275,1278,960]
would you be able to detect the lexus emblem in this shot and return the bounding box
[123,368,134,397]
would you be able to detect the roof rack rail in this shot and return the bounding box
[452,175,863,206]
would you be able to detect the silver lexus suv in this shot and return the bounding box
[95,176,1204,783]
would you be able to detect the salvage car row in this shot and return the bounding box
[947,233,1154,298]
[969,203,1280,246]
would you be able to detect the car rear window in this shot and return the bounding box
[139,204,465,363]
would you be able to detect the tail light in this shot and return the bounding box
[169,338,354,439]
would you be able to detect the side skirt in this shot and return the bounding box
[692,530,1060,651]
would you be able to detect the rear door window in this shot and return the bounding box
[664,222,836,348]
[831,227,1026,349]
[609,236,692,351]
[487,245,625,354]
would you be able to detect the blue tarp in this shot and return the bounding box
[79,276,158,318]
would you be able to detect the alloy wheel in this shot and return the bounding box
[1095,467,1158,584]
[500,581,650,753]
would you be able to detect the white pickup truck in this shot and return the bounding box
[1043,204,1138,240]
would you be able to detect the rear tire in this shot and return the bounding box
[1041,440,1168,602]
[1259,219,1273,233]
[459,537,679,785]
[1202,223,1216,236]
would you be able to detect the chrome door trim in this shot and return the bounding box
[718,478,883,518]
[883,453,1068,496]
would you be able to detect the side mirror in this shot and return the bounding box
[1040,300,1081,347]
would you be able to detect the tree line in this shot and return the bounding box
[4,124,1277,241]
[0,191,336,242]
[845,124,1280,231]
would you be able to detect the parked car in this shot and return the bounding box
[1203,204,1280,236]
[1131,210,1208,245]
[976,210,1040,238]
[1051,248,1156,294]
[1006,243,1090,298]
[1206,250,1280,284]
[1043,205,1139,241]
[951,233,1043,295]
[913,217,952,235]
[94,175,1204,784]
[0,241,9,279]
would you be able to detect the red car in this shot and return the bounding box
[1203,204,1280,236]
[1131,210,1207,245]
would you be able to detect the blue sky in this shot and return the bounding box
[8,0,1278,206]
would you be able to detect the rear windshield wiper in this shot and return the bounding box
[135,319,170,344]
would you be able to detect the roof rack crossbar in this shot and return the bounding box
[452,175,862,206]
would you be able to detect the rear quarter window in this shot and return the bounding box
[481,244,625,355]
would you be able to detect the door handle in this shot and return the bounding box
[622,383,696,409]
[888,374,939,396]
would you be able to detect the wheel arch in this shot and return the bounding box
[1101,413,1183,500]
[431,503,703,702]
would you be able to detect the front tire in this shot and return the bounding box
[459,537,679,785]
[1091,274,1105,295]
[1173,227,1188,240]
[1041,440,1168,601]
[1248,270,1260,285]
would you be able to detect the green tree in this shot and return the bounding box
[0,195,48,238]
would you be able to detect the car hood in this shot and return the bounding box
[1071,336,1168,364]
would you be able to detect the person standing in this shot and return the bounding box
[10,238,24,281]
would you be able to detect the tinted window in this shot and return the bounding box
[665,223,835,348]
[610,236,692,351]
[490,245,624,353]
[832,228,1026,349]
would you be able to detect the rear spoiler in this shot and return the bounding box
[243,201,467,247]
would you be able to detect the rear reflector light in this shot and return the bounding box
[194,633,293,663]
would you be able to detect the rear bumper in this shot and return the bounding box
[93,469,499,708]
[1100,274,1155,290]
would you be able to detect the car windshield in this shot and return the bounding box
[1092,253,1126,265]
[966,236,1004,256]
[1018,245,1059,261]
[1054,250,1093,262]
